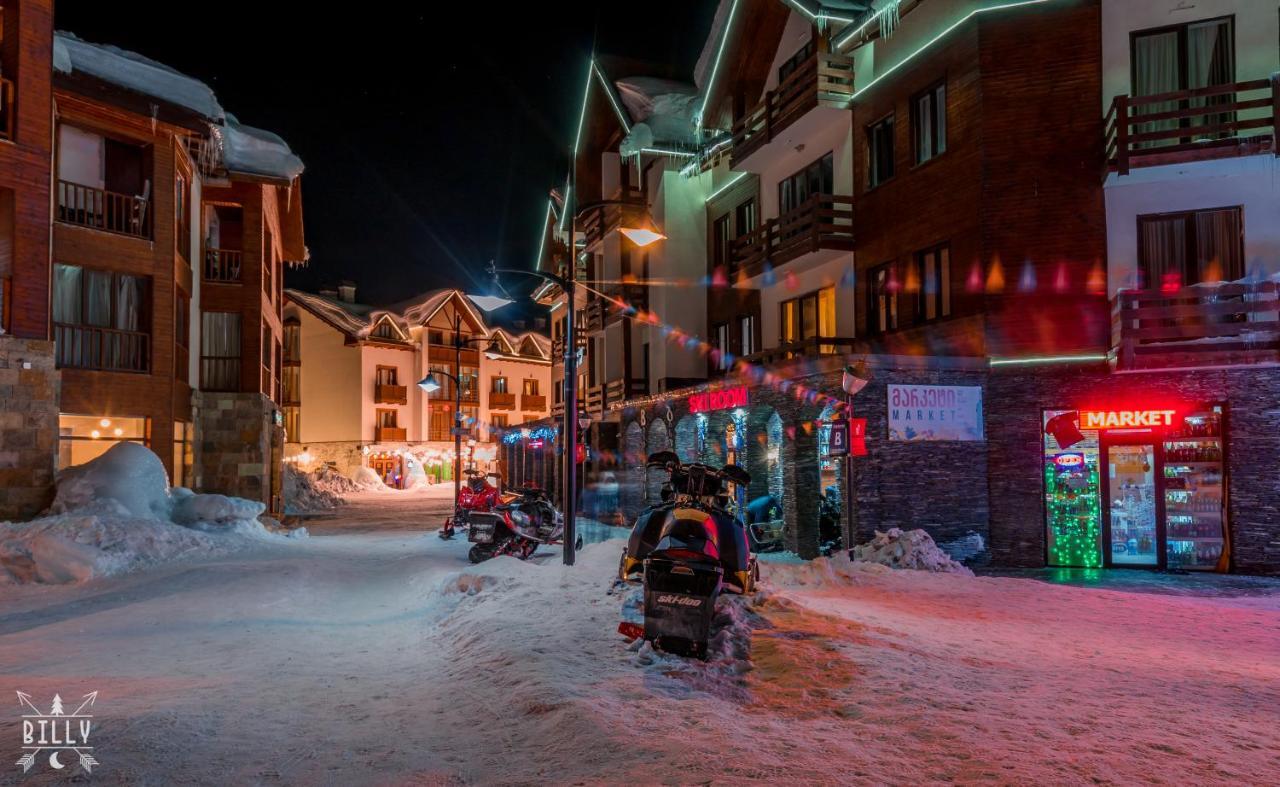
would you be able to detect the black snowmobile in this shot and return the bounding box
[466,486,581,563]
[618,451,758,658]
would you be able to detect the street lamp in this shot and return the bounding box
[486,199,664,566]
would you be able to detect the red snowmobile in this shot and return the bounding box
[439,471,502,540]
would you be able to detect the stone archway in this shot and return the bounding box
[621,421,646,521]
[646,417,672,503]
[673,414,698,464]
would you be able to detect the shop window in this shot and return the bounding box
[867,115,895,188]
[172,421,193,488]
[58,414,149,471]
[52,264,151,372]
[867,263,898,335]
[778,153,834,215]
[912,81,947,165]
[201,312,241,391]
[1138,207,1242,290]
[915,245,952,322]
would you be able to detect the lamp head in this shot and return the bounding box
[417,373,442,393]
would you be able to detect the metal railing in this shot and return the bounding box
[204,248,243,282]
[56,180,152,239]
[731,52,855,164]
[54,324,150,373]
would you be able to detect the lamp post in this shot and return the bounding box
[488,199,664,565]
[417,309,492,509]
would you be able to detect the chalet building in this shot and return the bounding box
[0,13,306,519]
[283,287,551,487]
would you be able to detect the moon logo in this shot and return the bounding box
[48,751,65,770]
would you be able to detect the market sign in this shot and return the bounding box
[830,418,867,457]
[1078,409,1177,430]
[688,385,750,414]
[887,384,983,441]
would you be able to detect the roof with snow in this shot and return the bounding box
[219,117,306,183]
[615,76,699,156]
[287,288,514,345]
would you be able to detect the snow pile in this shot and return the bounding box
[851,528,974,574]
[0,443,294,585]
[354,466,388,490]
[283,464,352,513]
[219,116,305,182]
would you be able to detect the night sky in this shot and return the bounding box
[54,2,718,311]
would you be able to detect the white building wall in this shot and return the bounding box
[360,345,416,443]
[647,164,708,384]
[294,311,362,444]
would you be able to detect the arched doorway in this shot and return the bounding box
[646,418,671,503]
[674,414,699,464]
[622,421,646,521]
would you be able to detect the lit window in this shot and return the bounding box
[58,414,149,471]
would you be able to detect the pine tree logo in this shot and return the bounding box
[15,691,99,774]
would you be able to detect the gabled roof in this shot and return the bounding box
[288,288,496,343]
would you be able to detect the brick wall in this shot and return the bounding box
[0,337,58,520]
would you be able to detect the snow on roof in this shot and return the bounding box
[53,32,224,122]
[289,288,509,343]
[219,116,305,182]
[694,0,737,93]
[286,289,376,337]
[615,77,699,156]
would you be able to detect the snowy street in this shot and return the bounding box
[1,491,1278,784]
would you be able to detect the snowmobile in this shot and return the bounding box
[440,471,502,540]
[618,451,758,658]
[466,486,582,563]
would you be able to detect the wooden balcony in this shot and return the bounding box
[585,384,607,416]
[1112,282,1280,369]
[730,52,855,166]
[0,76,13,141]
[741,336,859,367]
[731,194,854,278]
[56,180,152,239]
[1105,76,1279,176]
[583,298,606,332]
[606,378,647,404]
[204,248,243,282]
[521,394,547,411]
[53,324,151,373]
[459,388,479,405]
[375,384,407,404]
[603,284,649,324]
[489,391,516,410]
[578,188,646,249]
[376,426,407,442]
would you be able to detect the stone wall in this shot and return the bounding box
[0,337,58,521]
[197,392,282,512]
[284,441,364,478]
[988,363,1280,575]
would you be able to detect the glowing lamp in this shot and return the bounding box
[842,360,872,396]
[417,374,442,393]
[468,294,515,312]
[619,220,666,248]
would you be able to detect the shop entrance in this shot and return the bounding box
[1101,439,1161,567]
[369,454,403,489]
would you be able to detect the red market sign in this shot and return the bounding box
[688,386,750,414]
[829,418,868,457]
[1079,409,1177,430]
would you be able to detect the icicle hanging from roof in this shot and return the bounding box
[880,0,902,39]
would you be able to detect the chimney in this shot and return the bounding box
[534,317,547,330]
[514,319,527,331]
[337,280,357,303]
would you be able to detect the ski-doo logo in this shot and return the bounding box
[15,691,99,774]
[656,594,703,608]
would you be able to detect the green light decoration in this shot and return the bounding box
[1045,459,1102,567]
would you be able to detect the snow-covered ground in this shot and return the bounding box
[0,491,1276,784]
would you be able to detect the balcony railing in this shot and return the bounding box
[583,298,606,332]
[741,336,859,367]
[489,391,516,410]
[0,76,13,141]
[459,388,479,404]
[606,378,647,403]
[578,188,646,249]
[375,384,407,404]
[731,52,855,165]
[602,284,649,324]
[731,194,854,277]
[376,426,407,442]
[585,384,606,416]
[521,393,547,411]
[204,248,243,282]
[1105,76,1279,176]
[56,180,152,239]
[54,324,150,373]
[1112,282,1280,369]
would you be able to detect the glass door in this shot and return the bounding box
[1163,409,1226,570]
[1103,442,1162,567]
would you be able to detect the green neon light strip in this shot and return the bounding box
[594,63,631,133]
[844,0,1052,95]
[534,199,554,271]
[695,0,741,130]
[559,184,572,233]
[704,171,748,203]
[571,59,594,156]
[989,354,1107,367]
[782,0,854,24]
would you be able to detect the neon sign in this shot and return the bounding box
[1079,410,1177,430]
[688,386,750,414]
[1054,453,1084,468]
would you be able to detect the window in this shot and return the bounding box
[376,366,399,386]
[868,263,898,334]
[175,288,190,383]
[201,312,241,391]
[284,407,300,440]
[713,323,730,370]
[867,115,895,188]
[522,379,539,396]
[916,245,952,322]
[1131,17,1235,144]
[459,366,479,400]
[377,409,398,429]
[55,126,152,238]
[912,82,947,164]
[738,315,756,357]
[492,414,509,428]
[555,380,563,404]
[492,376,508,394]
[1138,207,1243,289]
[172,421,193,488]
[779,153,834,215]
[284,319,300,362]
[429,409,452,441]
[713,214,732,271]
[779,287,836,352]
[778,38,816,83]
[283,365,301,404]
[175,173,190,260]
[52,263,151,372]
[58,414,149,471]
[370,319,398,340]
[735,199,757,238]
[428,329,445,345]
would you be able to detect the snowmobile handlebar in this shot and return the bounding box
[644,452,751,498]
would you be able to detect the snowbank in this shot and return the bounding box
[283,464,356,513]
[851,528,975,574]
[0,443,296,585]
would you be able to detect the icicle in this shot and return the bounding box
[150,102,159,133]
[880,0,902,39]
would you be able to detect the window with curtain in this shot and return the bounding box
[52,263,150,372]
[522,379,539,395]
[492,376,508,393]
[868,263,899,335]
[201,311,241,391]
[916,245,952,322]
[779,153,834,215]
[1138,207,1243,290]
[867,115,895,188]
[912,81,947,165]
[1131,17,1235,148]
[779,287,836,352]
